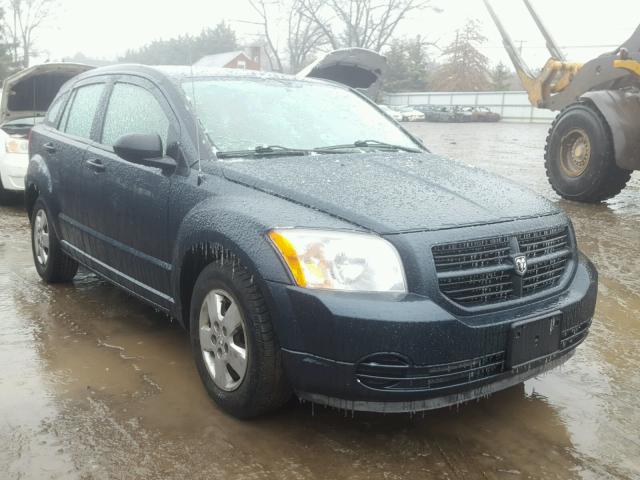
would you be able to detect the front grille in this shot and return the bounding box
[433,226,572,307]
[355,352,505,391]
[432,236,511,272]
[517,227,569,258]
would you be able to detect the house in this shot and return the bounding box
[193,51,260,70]
[244,43,273,72]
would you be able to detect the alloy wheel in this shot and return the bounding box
[199,289,248,391]
[34,209,50,267]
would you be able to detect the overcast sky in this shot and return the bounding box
[34,0,640,69]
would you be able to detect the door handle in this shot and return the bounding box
[43,142,56,154]
[85,158,105,172]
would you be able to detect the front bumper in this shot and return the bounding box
[0,152,27,191]
[267,253,597,413]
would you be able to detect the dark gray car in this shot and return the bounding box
[26,65,597,418]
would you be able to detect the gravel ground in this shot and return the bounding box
[0,121,638,480]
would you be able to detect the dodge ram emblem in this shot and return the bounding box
[514,255,528,276]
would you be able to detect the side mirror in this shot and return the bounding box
[113,133,176,172]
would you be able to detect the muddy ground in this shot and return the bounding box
[1,122,639,479]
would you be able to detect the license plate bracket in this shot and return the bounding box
[506,314,561,368]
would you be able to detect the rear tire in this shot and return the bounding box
[189,255,291,418]
[31,199,78,283]
[544,103,631,203]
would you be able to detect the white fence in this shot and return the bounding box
[382,91,556,123]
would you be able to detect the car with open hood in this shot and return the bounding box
[0,63,91,201]
[25,65,597,418]
[297,47,386,99]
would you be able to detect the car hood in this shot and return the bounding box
[1,63,93,124]
[296,48,386,99]
[220,152,559,234]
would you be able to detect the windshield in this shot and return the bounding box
[182,77,419,153]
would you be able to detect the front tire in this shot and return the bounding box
[544,103,631,203]
[31,199,78,283]
[189,256,291,418]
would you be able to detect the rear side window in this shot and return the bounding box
[101,83,170,149]
[45,92,68,127]
[63,83,105,139]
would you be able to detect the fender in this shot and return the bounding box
[169,191,355,333]
[26,154,53,200]
[24,154,62,235]
[581,90,640,170]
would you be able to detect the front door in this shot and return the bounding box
[83,77,179,305]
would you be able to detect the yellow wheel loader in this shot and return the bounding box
[484,0,640,202]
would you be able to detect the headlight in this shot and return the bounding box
[6,137,28,154]
[268,229,407,293]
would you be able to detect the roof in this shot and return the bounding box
[193,51,249,68]
[61,64,342,99]
[155,66,316,84]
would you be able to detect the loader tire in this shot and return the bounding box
[544,103,631,203]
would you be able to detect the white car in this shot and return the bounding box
[394,105,426,122]
[378,104,404,122]
[0,63,91,201]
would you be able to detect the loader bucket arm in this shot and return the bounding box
[522,0,566,61]
[483,0,534,79]
[482,0,573,108]
[485,0,640,110]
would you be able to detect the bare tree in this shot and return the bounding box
[248,0,284,72]
[3,0,57,67]
[298,0,437,52]
[287,0,327,71]
[248,0,327,73]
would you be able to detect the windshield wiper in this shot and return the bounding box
[315,139,422,153]
[217,145,310,159]
[216,140,421,159]
[216,144,352,159]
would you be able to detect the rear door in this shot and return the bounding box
[39,80,107,246]
[82,76,177,302]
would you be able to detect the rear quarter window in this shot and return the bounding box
[44,92,69,127]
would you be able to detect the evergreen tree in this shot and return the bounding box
[490,61,512,91]
[433,19,490,91]
[120,22,238,65]
[383,36,432,92]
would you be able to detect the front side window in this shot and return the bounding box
[101,83,170,149]
[64,83,105,139]
[182,78,419,153]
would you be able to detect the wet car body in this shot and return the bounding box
[0,64,92,198]
[458,106,502,123]
[471,106,501,122]
[26,65,597,415]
